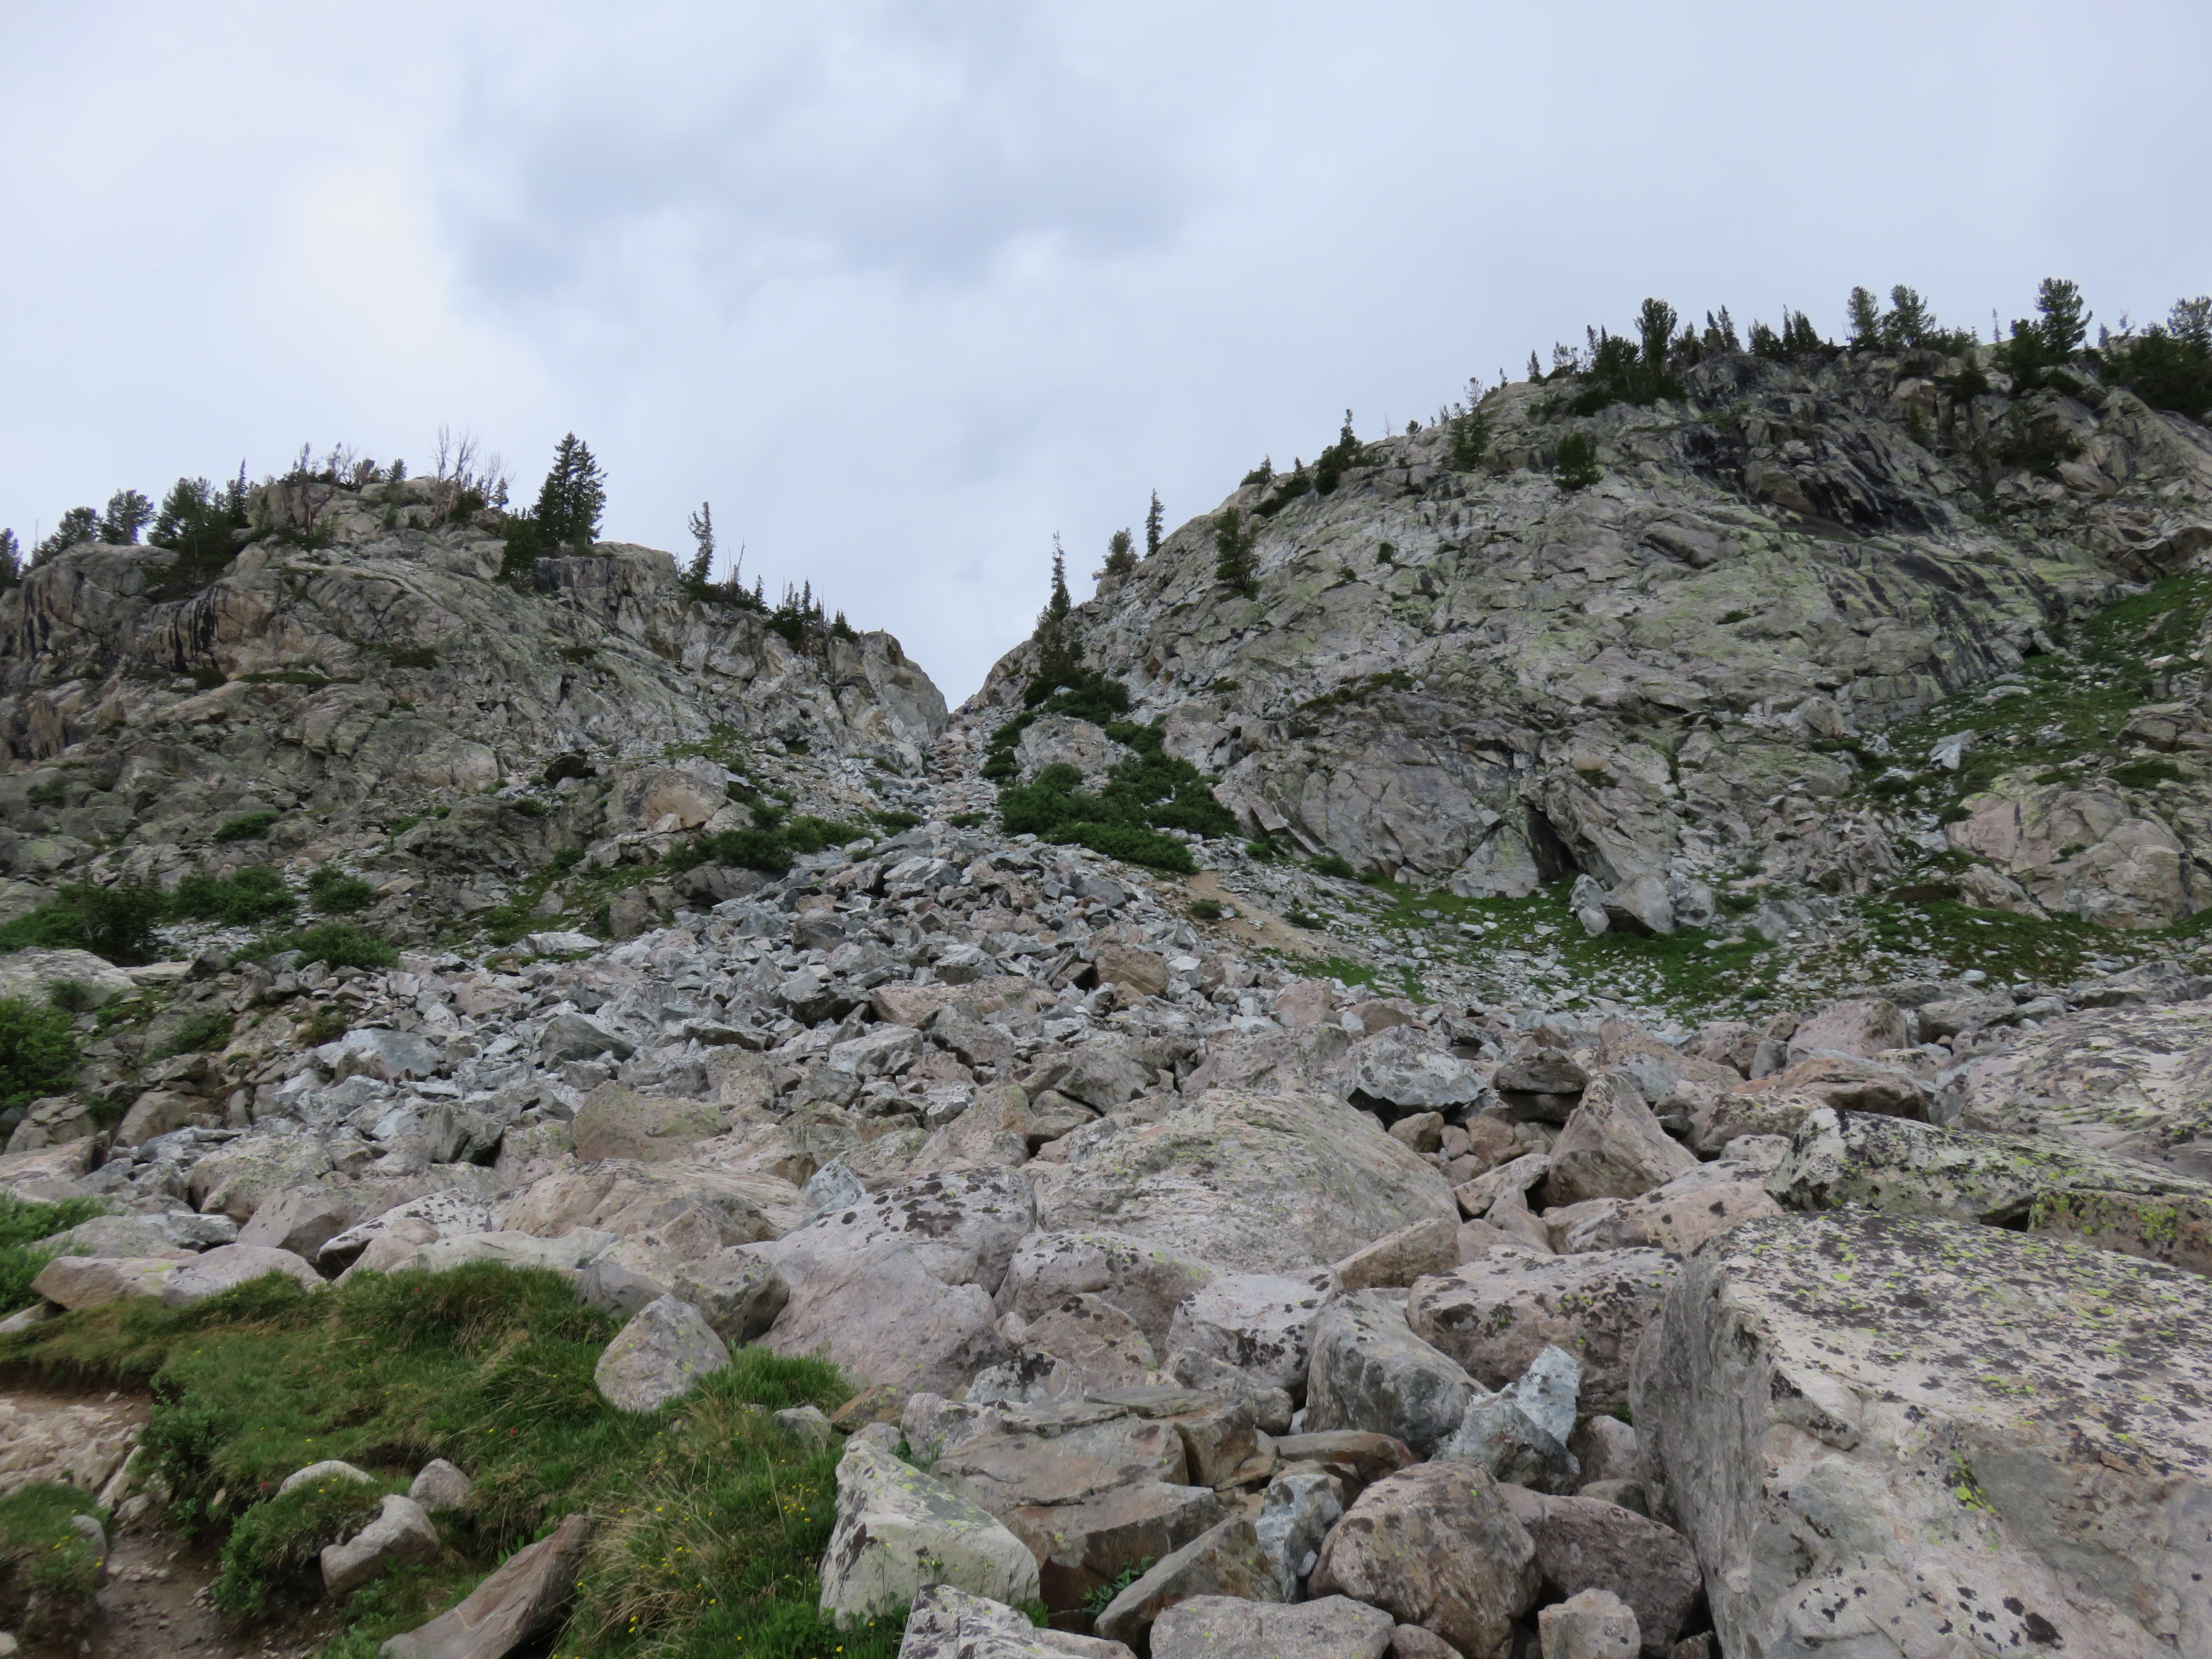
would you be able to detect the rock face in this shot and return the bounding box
[1633,1211,2212,1659]
[1033,1088,1458,1275]
[972,343,2212,940]
[816,1438,1040,1628]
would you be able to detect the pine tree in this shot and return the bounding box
[533,434,606,549]
[684,501,715,593]
[1885,285,1935,349]
[1527,349,1544,381]
[1033,536,1080,686]
[0,530,18,587]
[34,507,98,564]
[1636,299,1678,376]
[1213,507,1258,595]
[1554,433,1602,493]
[98,489,154,545]
[1099,528,1136,580]
[2034,278,2090,358]
[1144,491,1164,560]
[1847,286,1884,350]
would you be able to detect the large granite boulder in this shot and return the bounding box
[1032,1088,1457,1275]
[1406,1249,1675,1412]
[761,1240,1010,1395]
[817,1438,1039,1628]
[995,1230,1220,1351]
[1301,1291,1480,1457]
[1632,1211,2212,1659]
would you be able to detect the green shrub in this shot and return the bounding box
[1554,433,1603,492]
[949,812,987,830]
[306,869,378,915]
[2112,758,2186,788]
[1994,422,2083,480]
[0,881,166,965]
[1188,899,1223,921]
[1310,853,1360,881]
[0,998,81,1113]
[253,924,397,971]
[376,646,438,670]
[172,866,295,926]
[1244,838,1281,861]
[979,750,1018,781]
[213,810,283,843]
[159,1011,233,1058]
[995,717,1232,873]
[870,809,923,832]
[0,1195,108,1316]
[550,847,585,872]
[0,1481,109,1610]
[45,981,95,1015]
[212,1477,387,1619]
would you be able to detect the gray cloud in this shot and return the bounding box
[3,0,2209,699]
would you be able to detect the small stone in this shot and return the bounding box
[1539,1588,1639,1659]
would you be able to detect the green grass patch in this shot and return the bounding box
[307,868,379,915]
[0,998,84,1116]
[0,1479,110,1621]
[0,1194,110,1316]
[2112,758,2186,789]
[0,881,167,965]
[0,1264,882,1656]
[157,1010,235,1058]
[213,810,285,842]
[172,865,296,926]
[246,923,398,971]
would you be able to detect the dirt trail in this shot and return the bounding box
[0,1388,333,1659]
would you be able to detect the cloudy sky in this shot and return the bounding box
[3,1,2206,700]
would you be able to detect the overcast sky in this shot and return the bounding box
[4,2,2207,701]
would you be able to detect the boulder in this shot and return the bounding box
[1538,1589,1639,1659]
[996,1230,1220,1352]
[318,1190,494,1271]
[763,1240,1010,1395]
[498,1161,803,1246]
[758,1167,1039,1296]
[1302,1292,1480,1456]
[380,1511,591,1659]
[332,1027,446,1083]
[411,1228,615,1280]
[236,1189,364,1259]
[160,1243,322,1306]
[1546,1073,1697,1204]
[570,1083,719,1163]
[1093,1514,1279,1652]
[1000,1293,1155,1391]
[276,1458,375,1497]
[1252,1468,1343,1600]
[1562,1160,1783,1257]
[537,1011,634,1064]
[669,1248,790,1344]
[1093,946,1170,999]
[897,1584,1137,1658]
[1027,1044,1152,1112]
[187,1131,335,1221]
[1342,1025,1484,1116]
[1406,1250,1676,1412]
[1308,1461,1540,1659]
[1441,1348,1581,1493]
[1632,1211,2212,1659]
[1148,1595,1395,1659]
[593,1295,731,1413]
[1388,1627,1460,1659]
[321,1493,439,1598]
[1033,1088,1457,1275]
[817,1438,1040,1628]
[1181,1025,1353,1096]
[407,1459,473,1514]
[37,1214,171,1258]
[1328,1217,1460,1292]
[1784,997,1909,1060]
[1951,998,2212,1178]
[0,947,134,1008]
[1499,1486,1699,1657]
[929,1399,1223,1611]
[1770,1107,2212,1275]
[1162,1272,1331,1397]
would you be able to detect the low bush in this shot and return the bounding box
[45,981,95,1014]
[158,1011,234,1058]
[0,1194,109,1315]
[172,866,295,926]
[213,810,283,843]
[0,998,83,1113]
[2112,758,2186,788]
[212,1476,385,1619]
[996,717,1234,875]
[1309,853,1361,882]
[307,868,378,915]
[0,1480,110,1629]
[249,923,397,971]
[0,881,166,964]
[1188,899,1223,921]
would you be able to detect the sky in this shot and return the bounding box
[3,2,2208,702]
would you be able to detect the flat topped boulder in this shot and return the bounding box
[1633,1211,2212,1659]
[1031,1086,1458,1275]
